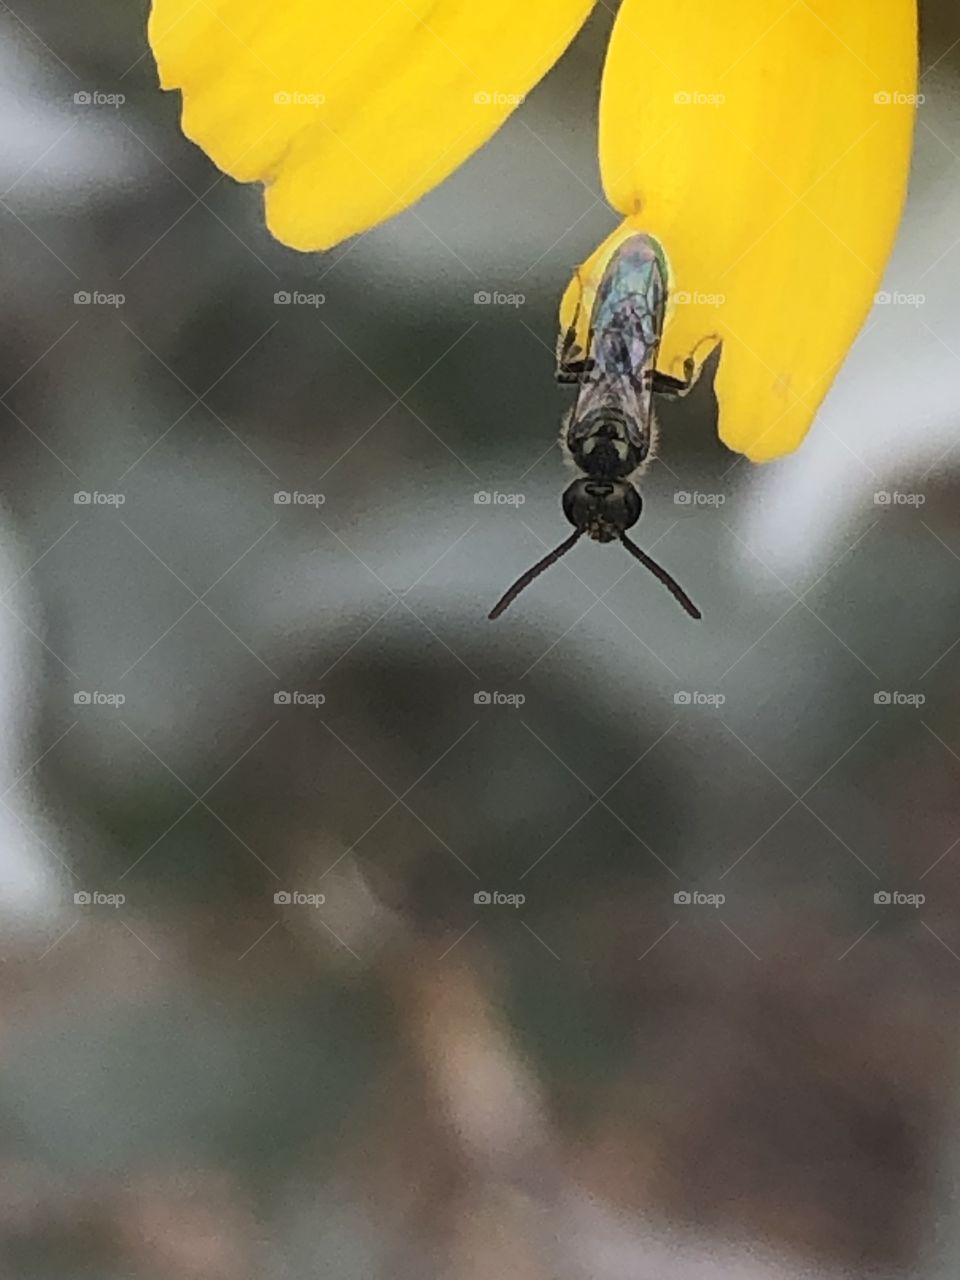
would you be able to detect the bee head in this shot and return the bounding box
[562,478,641,543]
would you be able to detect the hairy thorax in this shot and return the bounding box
[564,404,655,481]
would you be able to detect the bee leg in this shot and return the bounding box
[651,357,697,398]
[555,315,584,363]
[556,323,596,383]
[555,268,595,383]
[556,356,596,385]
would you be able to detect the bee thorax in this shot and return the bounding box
[570,434,644,480]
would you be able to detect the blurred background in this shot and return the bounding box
[0,2,959,1276]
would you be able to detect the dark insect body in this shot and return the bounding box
[489,233,701,622]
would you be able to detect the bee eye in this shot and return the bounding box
[561,483,585,525]
[623,486,642,528]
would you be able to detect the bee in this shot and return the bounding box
[489,233,701,622]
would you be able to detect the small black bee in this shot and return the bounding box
[489,234,701,622]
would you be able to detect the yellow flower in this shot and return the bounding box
[149,0,917,460]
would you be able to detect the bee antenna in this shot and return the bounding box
[619,534,702,620]
[488,530,582,621]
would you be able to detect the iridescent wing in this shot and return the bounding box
[570,234,667,449]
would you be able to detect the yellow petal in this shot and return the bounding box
[148,0,595,251]
[575,0,917,461]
